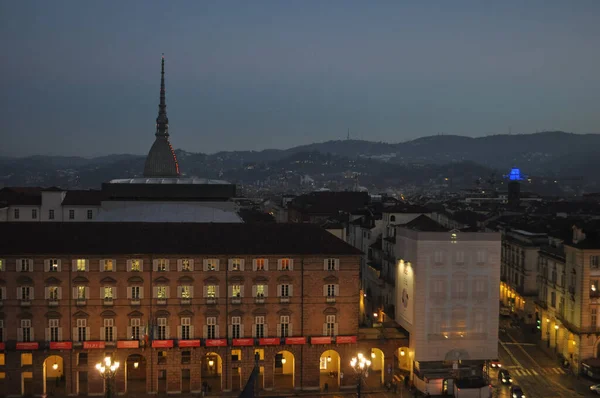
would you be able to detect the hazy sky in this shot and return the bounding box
[1,1,600,157]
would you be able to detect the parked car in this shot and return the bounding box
[498,369,512,384]
[510,385,525,398]
[590,384,600,394]
[490,359,502,368]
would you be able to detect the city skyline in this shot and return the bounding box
[2,0,600,157]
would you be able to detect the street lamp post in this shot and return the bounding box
[350,353,371,398]
[95,356,120,398]
[554,325,559,354]
[546,319,550,348]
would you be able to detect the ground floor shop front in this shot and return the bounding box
[0,337,406,396]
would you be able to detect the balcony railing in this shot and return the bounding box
[255,295,265,304]
[76,298,86,306]
[206,297,217,305]
[231,296,242,305]
[156,298,167,305]
[180,298,191,305]
[103,298,114,306]
[20,299,31,307]
[130,298,141,306]
[326,296,336,303]
[48,299,59,307]
[280,297,290,304]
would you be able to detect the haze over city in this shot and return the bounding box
[1,0,600,157]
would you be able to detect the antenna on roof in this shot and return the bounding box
[347,128,350,140]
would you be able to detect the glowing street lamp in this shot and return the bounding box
[350,353,371,398]
[95,356,120,398]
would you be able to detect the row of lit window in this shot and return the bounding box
[1,258,340,272]
[2,283,341,301]
[0,315,339,343]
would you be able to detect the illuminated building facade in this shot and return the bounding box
[391,215,501,395]
[0,222,404,396]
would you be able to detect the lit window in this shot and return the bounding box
[130,259,141,272]
[232,285,241,297]
[181,286,191,299]
[157,286,167,299]
[207,285,216,298]
[255,258,265,271]
[77,286,86,300]
[0,259,3,271]
[157,259,168,272]
[231,258,242,271]
[280,258,291,271]
[103,287,113,300]
[205,259,217,271]
[48,286,59,300]
[103,259,114,272]
[76,259,86,272]
[181,259,191,271]
[256,285,265,298]
[49,259,59,272]
[21,352,33,366]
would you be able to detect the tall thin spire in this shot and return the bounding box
[156,54,169,137]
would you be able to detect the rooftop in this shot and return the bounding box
[0,222,363,256]
[400,214,449,232]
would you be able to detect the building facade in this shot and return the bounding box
[536,226,600,373]
[392,216,501,395]
[0,222,406,396]
[499,228,547,323]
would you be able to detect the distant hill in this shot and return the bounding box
[0,131,596,189]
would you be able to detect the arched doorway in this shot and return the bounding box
[43,355,65,396]
[320,350,340,391]
[397,347,410,370]
[274,350,295,390]
[203,352,222,393]
[126,354,146,394]
[370,348,385,384]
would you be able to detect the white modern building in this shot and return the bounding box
[392,215,501,395]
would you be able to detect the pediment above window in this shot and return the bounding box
[253,276,269,284]
[128,276,144,284]
[229,309,244,317]
[277,275,293,283]
[154,276,170,285]
[17,276,34,285]
[230,276,244,284]
[277,308,292,316]
[178,309,194,317]
[178,276,194,284]
[45,311,62,319]
[323,307,338,315]
[18,312,33,319]
[100,310,117,318]
[155,310,170,318]
[204,309,220,317]
[73,311,89,318]
[44,277,61,286]
[128,310,144,318]
[252,307,267,316]
[204,276,220,284]
[323,275,339,283]
[72,276,89,284]
[100,277,117,285]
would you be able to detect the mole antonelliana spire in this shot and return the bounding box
[143,54,180,178]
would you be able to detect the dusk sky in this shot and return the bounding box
[1,0,600,157]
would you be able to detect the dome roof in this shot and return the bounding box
[143,136,179,177]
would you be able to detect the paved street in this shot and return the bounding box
[495,317,598,398]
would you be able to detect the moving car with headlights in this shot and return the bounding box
[490,359,502,368]
[510,385,525,398]
[498,369,512,384]
[590,384,600,394]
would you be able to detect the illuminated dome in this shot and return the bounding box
[143,55,180,178]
